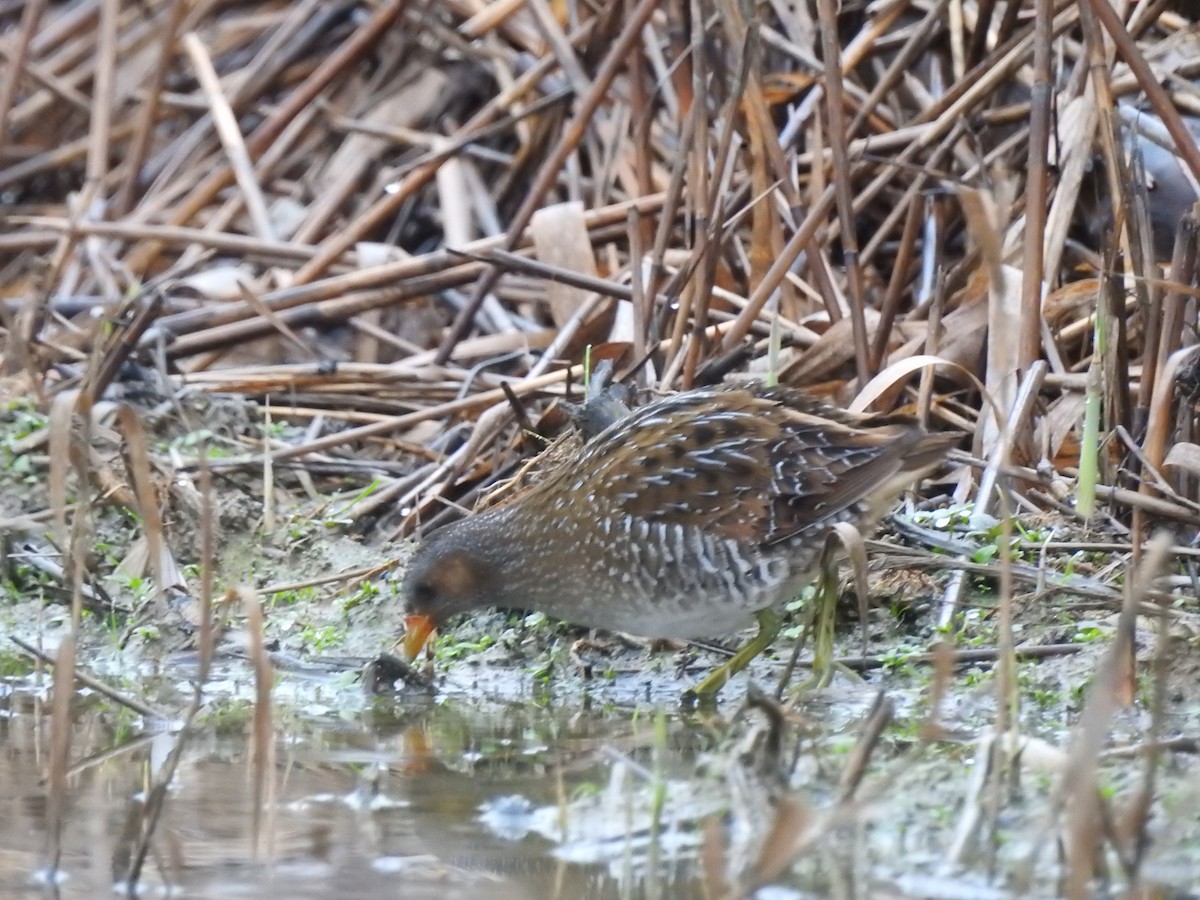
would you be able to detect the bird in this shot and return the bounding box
[400,382,956,698]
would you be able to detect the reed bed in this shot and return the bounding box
[1,1,1197,538]
[3,0,1200,896]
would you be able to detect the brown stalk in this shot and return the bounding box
[719,184,836,351]
[182,32,275,241]
[239,584,276,859]
[1085,0,1200,185]
[816,0,869,386]
[1119,542,1176,878]
[627,206,648,380]
[288,59,570,281]
[0,0,47,162]
[1137,219,1194,418]
[115,405,169,609]
[871,194,925,370]
[40,378,94,880]
[122,0,409,274]
[1099,262,1131,466]
[434,0,661,364]
[151,192,663,341]
[673,0,712,390]
[1017,536,1172,896]
[120,465,218,888]
[86,0,117,190]
[835,690,893,802]
[1020,0,1053,370]
[11,215,321,262]
[1139,342,1200,498]
[112,0,187,216]
[11,636,169,719]
[1154,214,1199,393]
[42,630,77,877]
[644,100,699,355]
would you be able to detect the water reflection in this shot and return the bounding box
[10,651,1181,899]
[0,667,722,899]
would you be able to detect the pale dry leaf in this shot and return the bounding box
[530,201,599,329]
[179,265,255,300]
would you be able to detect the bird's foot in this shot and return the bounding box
[682,610,783,706]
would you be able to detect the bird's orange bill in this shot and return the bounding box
[402,614,436,661]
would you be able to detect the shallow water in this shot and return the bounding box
[0,662,733,900]
[5,644,1200,899]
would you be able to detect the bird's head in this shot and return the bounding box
[400,519,502,660]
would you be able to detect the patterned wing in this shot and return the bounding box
[544,385,933,546]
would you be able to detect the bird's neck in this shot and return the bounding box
[452,505,527,569]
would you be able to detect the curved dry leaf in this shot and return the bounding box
[825,521,869,611]
[849,353,1002,431]
[1144,344,1200,468]
[1163,442,1200,477]
[778,309,881,384]
[827,521,870,655]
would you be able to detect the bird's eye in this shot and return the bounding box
[412,582,435,605]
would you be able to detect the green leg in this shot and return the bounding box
[787,566,839,693]
[785,553,865,694]
[685,609,783,702]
